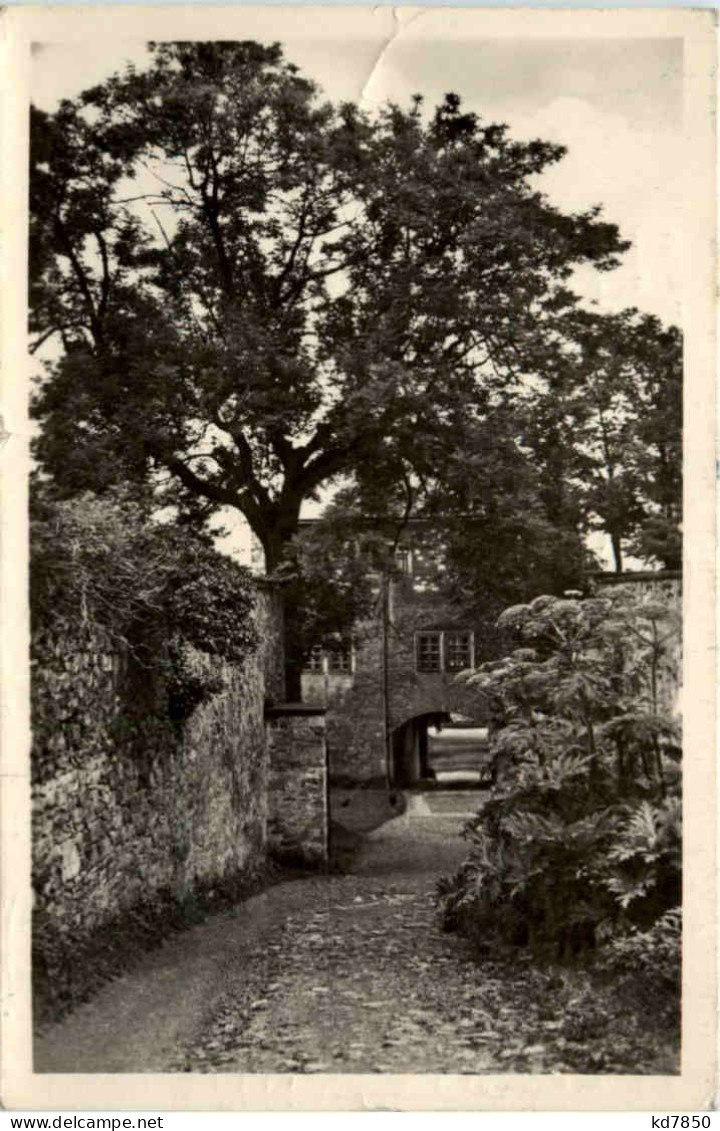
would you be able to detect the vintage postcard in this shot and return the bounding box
[0,4,716,1112]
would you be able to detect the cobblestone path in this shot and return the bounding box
[171,795,506,1074]
[35,791,676,1075]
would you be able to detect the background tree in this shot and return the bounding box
[275,500,388,684]
[279,403,596,676]
[31,41,632,694]
[419,409,593,621]
[320,303,682,651]
[521,309,682,573]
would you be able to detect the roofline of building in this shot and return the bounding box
[595,570,682,584]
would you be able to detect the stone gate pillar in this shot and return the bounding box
[265,703,328,866]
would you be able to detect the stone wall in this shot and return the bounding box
[31,586,280,949]
[265,706,328,865]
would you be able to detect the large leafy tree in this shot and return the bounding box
[30,40,630,693]
[273,402,595,680]
[521,309,682,573]
[425,412,594,619]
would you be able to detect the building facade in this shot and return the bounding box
[299,525,489,784]
[252,524,683,787]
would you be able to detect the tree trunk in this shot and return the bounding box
[610,531,624,574]
[258,507,304,703]
[282,602,305,703]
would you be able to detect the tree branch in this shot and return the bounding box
[162,453,264,532]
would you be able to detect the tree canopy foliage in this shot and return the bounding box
[30,41,682,691]
[522,308,682,573]
[31,42,629,553]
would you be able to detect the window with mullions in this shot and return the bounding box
[306,645,324,673]
[416,632,442,672]
[444,632,473,672]
[394,548,412,574]
[328,647,352,674]
[416,630,474,673]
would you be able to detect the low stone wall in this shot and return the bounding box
[265,705,328,865]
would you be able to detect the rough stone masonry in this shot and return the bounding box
[31,582,328,1014]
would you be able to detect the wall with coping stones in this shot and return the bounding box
[31,585,282,948]
[265,707,328,865]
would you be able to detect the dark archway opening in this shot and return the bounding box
[390,711,449,787]
[390,713,492,788]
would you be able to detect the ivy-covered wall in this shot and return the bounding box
[31,586,280,980]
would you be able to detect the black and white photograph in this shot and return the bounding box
[0,4,715,1113]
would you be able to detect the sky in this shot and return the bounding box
[31,27,683,567]
[31,31,683,326]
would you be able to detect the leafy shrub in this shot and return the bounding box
[438,585,681,968]
[600,907,681,989]
[31,489,258,722]
[31,490,173,641]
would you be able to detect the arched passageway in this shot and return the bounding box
[390,713,491,787]
[427,723,492,785]
[390,712,448,786]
